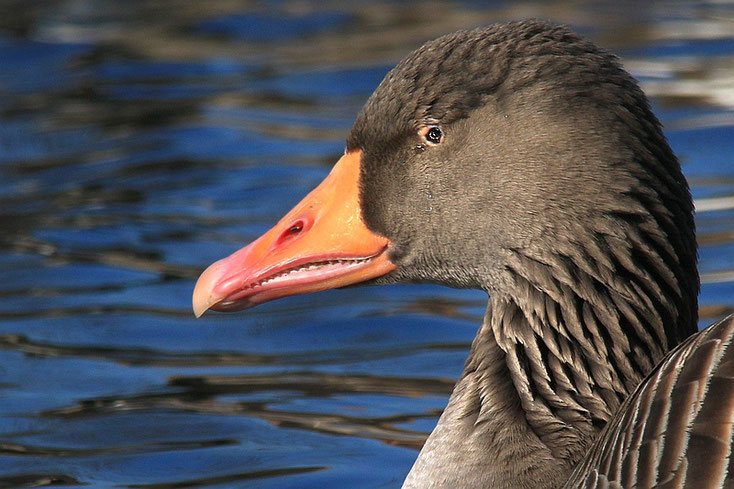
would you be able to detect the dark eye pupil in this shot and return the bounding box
[426,127,443,144]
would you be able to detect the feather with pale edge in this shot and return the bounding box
[567,315,734,488]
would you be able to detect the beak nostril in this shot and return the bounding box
[276,219,305,246]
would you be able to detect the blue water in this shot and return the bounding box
[1,2,733,488]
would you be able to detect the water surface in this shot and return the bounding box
[1,1,734,488]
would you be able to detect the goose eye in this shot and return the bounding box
[423,126,444,145]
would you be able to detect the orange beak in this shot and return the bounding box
[192,150,396,317]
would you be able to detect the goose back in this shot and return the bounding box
[565,315,734,488]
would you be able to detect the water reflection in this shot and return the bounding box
[1,1,734,488]
[42,369,449,450]
[126,467,329,489]
[0,473,80,488]
[0,331,469,368]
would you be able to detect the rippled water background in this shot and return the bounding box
[1,1,734,488]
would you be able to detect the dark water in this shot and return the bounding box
[1,1,733,488]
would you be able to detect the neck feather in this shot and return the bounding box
[403,244,697,489]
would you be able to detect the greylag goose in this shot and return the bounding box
[192,21,734,489]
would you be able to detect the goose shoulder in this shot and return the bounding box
[567,314,734,489]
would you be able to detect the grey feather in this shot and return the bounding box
[346,20,721,489]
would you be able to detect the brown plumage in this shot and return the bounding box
[194,21,734,488]
[567,315,734,488]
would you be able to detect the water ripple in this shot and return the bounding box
[1,2,733,489]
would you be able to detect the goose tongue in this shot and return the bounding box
[192,150,396,317]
